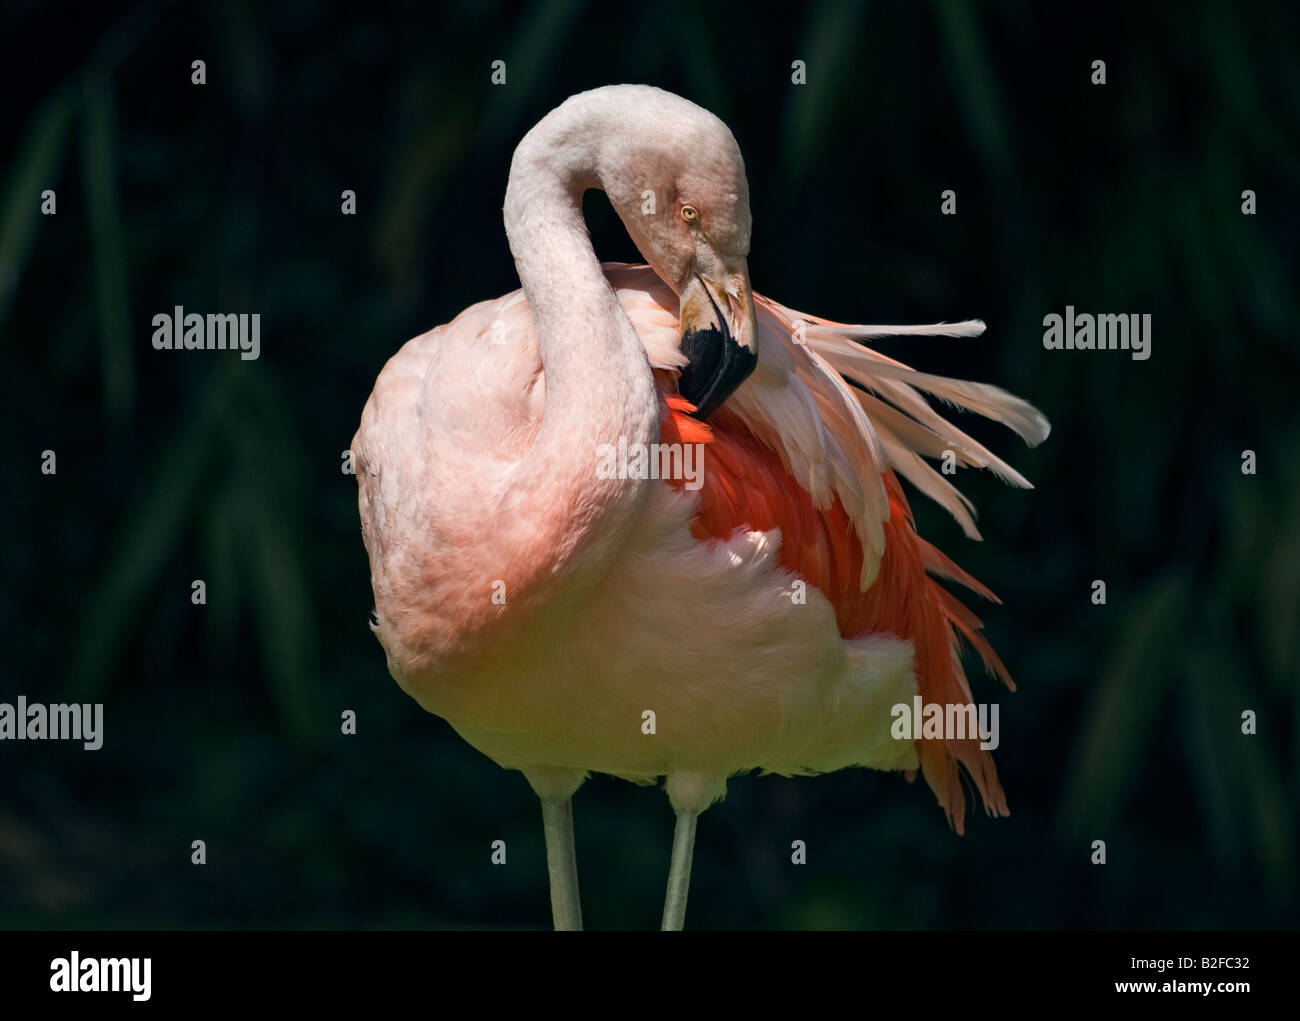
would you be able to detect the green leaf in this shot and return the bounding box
[481,0,590,148]
[0,87,75,334]
[227,369,319,740]
[68,386,220,698]
[245,486,317,740]
[929,0,1013,181]
[1185,633,1295,889]
[1057,575,1188,836]
[779,0,868,185]
[82,71,134,426]
[201,482,244,672]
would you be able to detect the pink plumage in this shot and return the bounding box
[353,86,1048,929]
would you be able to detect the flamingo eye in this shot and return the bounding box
[680,205,699,223]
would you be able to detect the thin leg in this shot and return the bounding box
[540,797,582,931]
[660,810,698,931]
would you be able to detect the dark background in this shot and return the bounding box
[2,0,1296,930]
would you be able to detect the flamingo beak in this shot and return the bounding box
[677,265,759,420]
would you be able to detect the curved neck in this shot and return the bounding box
[498,109,659,592]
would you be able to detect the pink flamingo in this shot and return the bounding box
[353,85,1048,930]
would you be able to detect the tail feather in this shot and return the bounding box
[809,318,989,339]
[816,341,1046,486]
[650,274,1046,832]
[737,295,1046,831]
[918,536,1000,604]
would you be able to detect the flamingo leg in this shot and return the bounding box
[540,797,583,930]
[660,811,698,931]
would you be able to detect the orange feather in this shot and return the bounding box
[660,389,1012,832]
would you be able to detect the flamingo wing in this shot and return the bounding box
[607,263,1050,832]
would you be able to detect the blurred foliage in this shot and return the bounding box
[1,0,1296,929]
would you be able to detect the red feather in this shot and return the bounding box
[660,390,1012,832]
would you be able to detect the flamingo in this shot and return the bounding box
[353,84,1048,931]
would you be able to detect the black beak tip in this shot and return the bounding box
[678,325,757,420]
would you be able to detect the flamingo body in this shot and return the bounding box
[355,263,1042,824]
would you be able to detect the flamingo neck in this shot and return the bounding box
[499,109,659,589]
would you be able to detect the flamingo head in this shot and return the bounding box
[600,93,759,419]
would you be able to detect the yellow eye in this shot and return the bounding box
[680,205,699,223]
